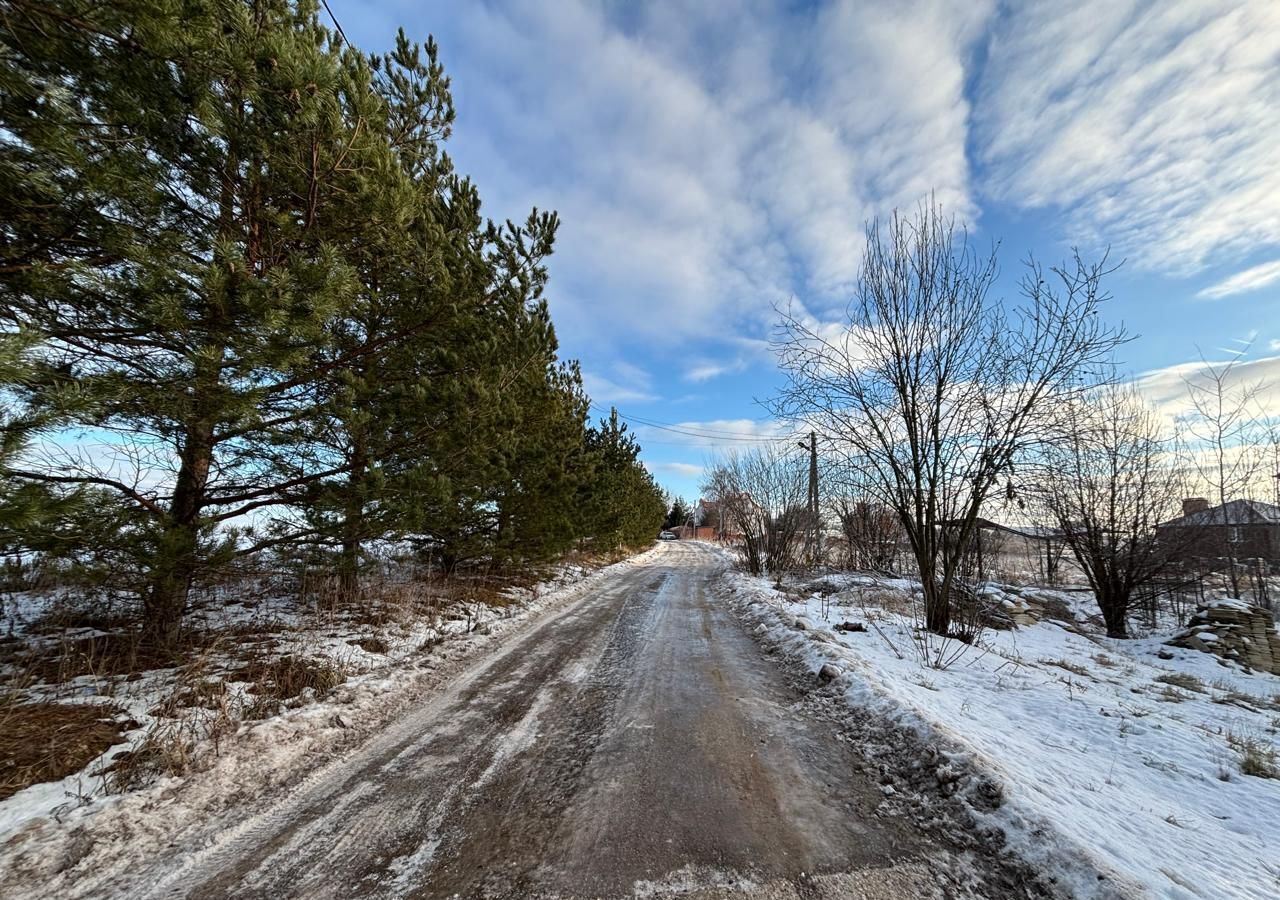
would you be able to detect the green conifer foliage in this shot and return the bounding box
[1,0,666,643]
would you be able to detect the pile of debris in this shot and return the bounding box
[1167,598,1280,675]
[975,585,1076,629]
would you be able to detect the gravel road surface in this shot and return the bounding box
[111,542,1012,899]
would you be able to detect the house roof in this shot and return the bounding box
[937,517,1062,540]
[1160,499,1280,528]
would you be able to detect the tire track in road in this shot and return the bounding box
[93,541,1012,899]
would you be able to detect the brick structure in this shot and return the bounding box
[1156,498,1280,568]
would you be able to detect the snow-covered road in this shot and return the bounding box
[36,543,1038,898]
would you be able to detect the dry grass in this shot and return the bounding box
[857,588,913,616]
[1040,657,1091,676]
[1227,730,1280,779]
[27,602,137,635]
[7,632,192,685]
[0,701,132,800]
[230,654,345,714]
[1154,672,1207,693]
[349,637,389,654]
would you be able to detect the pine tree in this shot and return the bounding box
[0,0,401,644]
[581,409,667,550]
[665,496,691,530]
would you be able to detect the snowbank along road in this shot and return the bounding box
[69,542,1033,899]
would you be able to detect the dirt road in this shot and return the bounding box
[111,542,1004,898]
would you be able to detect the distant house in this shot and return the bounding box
[1157,498,1280,566]
[684,497,743,543]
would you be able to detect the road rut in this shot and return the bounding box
[116,542,985,898]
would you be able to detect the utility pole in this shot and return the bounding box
[798,432,818,566]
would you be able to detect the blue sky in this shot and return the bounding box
[331,0,1280,502]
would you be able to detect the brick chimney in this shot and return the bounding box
[1182,497,1209,516]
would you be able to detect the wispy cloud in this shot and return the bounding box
[1132,353,1280,423]
[629,418,794,451]
[685,360,747,383]
[646,461,704,478]
[580,372,656,406]
[975,0,1280,276]
[422,0,987,349]
[1198,260,1280,299]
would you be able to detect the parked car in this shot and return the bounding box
[659,531,677,541]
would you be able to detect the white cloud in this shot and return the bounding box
[581,360,658,406]
[580,372,656,406]
[1132,353,1280,424]
[975,0,1280,276]
[423,0,988,349]
[630,418,795,451]
[647,461,704,478]
[1198,259,1280,299]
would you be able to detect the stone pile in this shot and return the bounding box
[977,585,1068,628]
[1167,598,1280,675]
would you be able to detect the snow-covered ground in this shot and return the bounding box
[720,559,1280,900]
[0,550,653,857]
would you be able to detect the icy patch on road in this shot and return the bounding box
[475,689,550,790]
[0,547,663,899]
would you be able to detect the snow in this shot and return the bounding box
[721,562,1280,899]
[0,549,658,881]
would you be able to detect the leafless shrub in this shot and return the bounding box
[1033,385,1193,637]
[1180,346,1273,598]
[833,496,905,573]
[702,447,809,577]
[771,200,1127,635]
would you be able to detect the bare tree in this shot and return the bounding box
[1180,347,1270,595]
[702,447,808,576]
[1035,385,1191,637]
[772,201,1127,635]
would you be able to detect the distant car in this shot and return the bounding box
[659,531,677,541]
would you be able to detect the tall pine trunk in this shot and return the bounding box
[339,431,368,601]
[145,417,215,648]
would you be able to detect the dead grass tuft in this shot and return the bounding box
[7,632,198,686]
[857,588,912,615]
[1040,657,1091,676]
[1227,729,1280,779]
[349,636,390,654]
[0,701,132,800]
[1154,672,1207,693]
[230,654,345,707]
